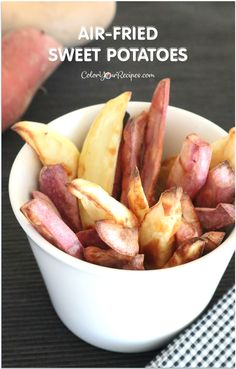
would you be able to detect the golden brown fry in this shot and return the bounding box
[84,246,144,270]
[175,192,202,246]
[12,121,80,179]
[201,231,225,254]
[76,228,108,249]
[139,187,183,269]
[78,91,131,195]
[156,156,176,198]
[163,238,206,268]
[123,254,145,270]
[141,78,170,206]
[210,128,235,170]
[68,178,138,229]
[95,220,139,256]
[127,167,149,224]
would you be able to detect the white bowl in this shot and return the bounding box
[9,102,235,353]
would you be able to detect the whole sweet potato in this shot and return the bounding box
[2,27,61,131]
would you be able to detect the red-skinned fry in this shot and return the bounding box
[139,187,183,269]
[163,238,206,268]
[195,203,235,230]
[167,134,212,199]
[84,246,144,270]
[141,78,170,206]
[127,167,149,224]
[123,254,145,270]
[120,111,148,206]
[76,228,108,249]
[195,161,235,208]
[201,231,225,254]
[21,198,83,259]
[95,220,139,256]
[176,193,202,246]
[39,164,82,232]
[31,190,61,217]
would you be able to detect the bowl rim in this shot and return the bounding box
[9,102,235,276]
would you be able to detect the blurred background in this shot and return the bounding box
[2,1,235,367]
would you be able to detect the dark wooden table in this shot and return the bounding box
[2,2,235,367]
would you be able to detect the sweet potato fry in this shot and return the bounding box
[120,111,148,206]
[210,127,235,170]
[127,167,149,224]
[139,187,183,269]
[31,190,61,217]
[112,111,131,200]
[175,193,202,246]
[21,198,83,259]
[78,92,131,195]
[95,220,139,256]
[39,164,82,232]
[166,133,212,198]
[76,228,108,249]
[84,246,144,270]
[141,78,170,206]
[123,254,145,270]
[112,141,123,201]
[12,121,80,179]
[195,161,235,208]
[195,203,235,230]
[67,179,138,229]
[201,231,225,254]
[163,238,206,268]
[156,156,176,199]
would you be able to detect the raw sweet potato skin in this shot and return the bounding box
[2,27,61,131]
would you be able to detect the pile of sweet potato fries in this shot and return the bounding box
[13,78,235,270]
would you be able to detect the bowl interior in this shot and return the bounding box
[9,102,231,272]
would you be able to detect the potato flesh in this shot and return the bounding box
[127,167,149,224]
[175,192,202,246]
[68,178,138,229]
[156,156,176,199]
[78,91,131,195]
[12,121,80,179]
[139,187,183,268]
[210,128,235,170]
